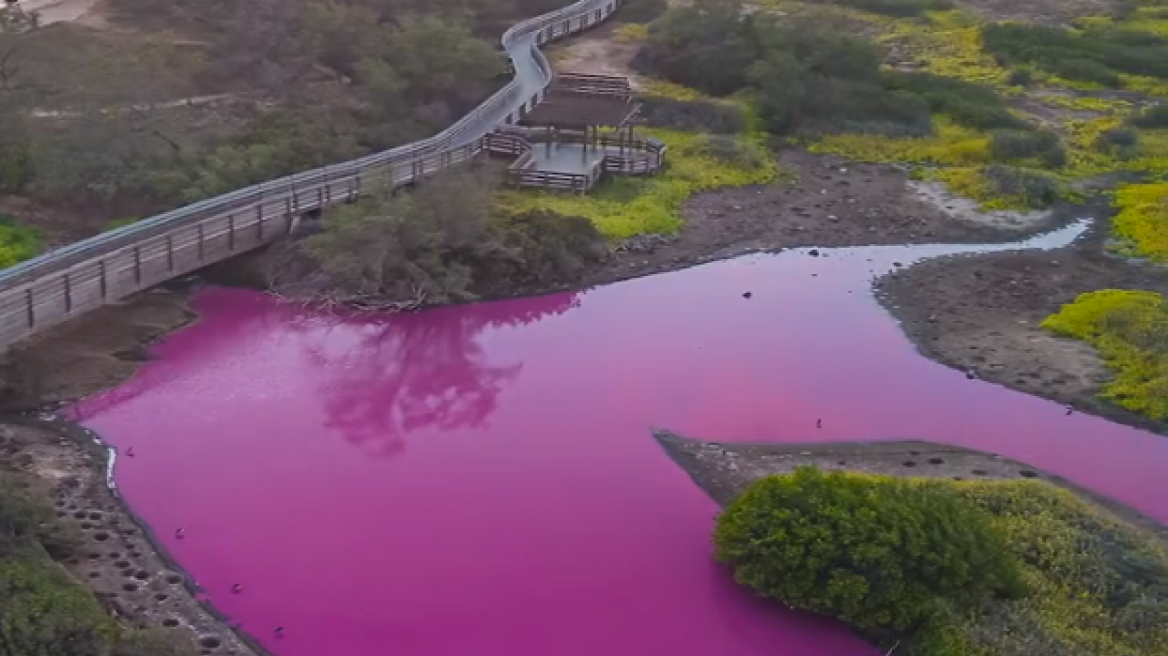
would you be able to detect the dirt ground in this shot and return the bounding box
[875,223,1168,436]
[654,431,1167,539]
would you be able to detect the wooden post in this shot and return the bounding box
[133,246,142,286]
[63,273,72,314]
[257,205,266,241]
[98,260,107,300]
[197,224,206,262]
[166,235,175,272]
[228,214,236,251]
[25,289,34,329]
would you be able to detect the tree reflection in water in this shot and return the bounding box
[296,292,582,457]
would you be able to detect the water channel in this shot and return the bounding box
[72,220,1168,656]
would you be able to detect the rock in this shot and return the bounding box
[808,249,820,257]
[893,261,903,267]
[742,291,752,299]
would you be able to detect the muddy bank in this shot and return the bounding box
[653,431,1168,540]
[0,415,264,656]
[875,221,1168,436]
[584,149,1083,287]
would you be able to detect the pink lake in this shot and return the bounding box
[73,226,1168,656]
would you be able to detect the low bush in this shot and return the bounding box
[715,469,1168,656]
[982,22,1168,86]
[807,0,950,17]
[619,0,668,23]
[1043,289,1168,420]
[715,467,1025,632]
[1133,103,1168,129]
[638,96,747,134]
[883,71,1025,131]
[989,129,1066,167]
[979,164,1067,208]
[272,167,609,304]
[0,215,42,269]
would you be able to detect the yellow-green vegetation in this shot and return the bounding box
[716,466,1168,656]
[0,476,194,655]
[881,9,1008,87]
[809,118,990,166]
[1111,181,1168,261]
[499,126,778,238]
[1043,289,1168,420]
[0,214,41,268]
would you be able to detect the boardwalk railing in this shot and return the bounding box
[0,0,626,350]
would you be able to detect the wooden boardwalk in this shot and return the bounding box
[0,0,645,350]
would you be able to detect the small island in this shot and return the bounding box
[655,431,1168,656]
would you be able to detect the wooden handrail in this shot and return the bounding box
[0,0,628,349]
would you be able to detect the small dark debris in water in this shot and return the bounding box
[808,249,820,257]
[1065,404,1074,415]
[816,419,822,428]
[175,528,185,539]
[275,627,285,638]
[965,369,978,380]
[125,447,134,457]
[231,583,243,593]
[742,291,752,299]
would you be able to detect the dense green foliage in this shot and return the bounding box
[273,168,609,304]
[0,214,41,268]
[0,477,192,656]
[714,467,1025,632]
[716,468,1168,656]
[0,0,509,221]
[1043,289,1168,420]
[640,1,1025,139]
[983,22,1168,87]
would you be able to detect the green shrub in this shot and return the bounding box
[982,22,1168,85]
[693,134,765,168]
[619,0,668,23]
[638,96,747,133]
[882,71,1025,131]
[808,0,950,17]
[1132,103,1168,128]
[714,467,1025,632]
[981,164,1067,208]
[1007,67,1034,87]
[989,129,1067,168]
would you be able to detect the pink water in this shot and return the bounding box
[73,233,1168,656]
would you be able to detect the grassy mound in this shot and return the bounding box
[716,467,1168,656]
[1042,289,1168,420]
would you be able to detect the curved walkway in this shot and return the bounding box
[0,0,626,349]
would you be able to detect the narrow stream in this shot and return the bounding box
[72,220,1168,656]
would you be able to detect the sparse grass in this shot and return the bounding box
[1043,289,1168,420]
[498,124,779,239]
